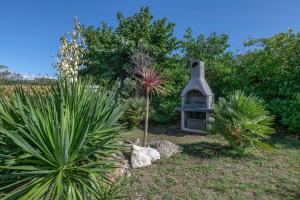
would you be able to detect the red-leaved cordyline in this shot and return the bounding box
[135,66,166,146]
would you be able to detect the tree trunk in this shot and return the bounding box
[135,80,141,97]
[143,88,150,147]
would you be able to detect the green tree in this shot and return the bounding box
[81,7,178,88]
[237,30,300,133]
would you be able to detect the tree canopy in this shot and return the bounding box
[235,30,300,132]
[81,7,178,86]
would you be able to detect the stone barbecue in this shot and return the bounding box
[176,59,214,133]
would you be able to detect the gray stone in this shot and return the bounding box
[152,140,181,158]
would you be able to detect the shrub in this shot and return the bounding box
[268,94,300,133]
[150,62,187,124]
[122,97,146,129]
[212,91,275,149]
[235,30,300,134]
[150,97,180,124]
[0,79,123,199]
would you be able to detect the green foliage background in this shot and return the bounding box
[80,7,300,134]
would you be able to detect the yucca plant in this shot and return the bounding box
[0,79,123,199]
[135,67,166,146]
[212,91,275,149]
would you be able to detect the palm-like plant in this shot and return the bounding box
[212,91,275,149]
[135,67,166,146]
[122,97,146,129]
[0,79,123,199]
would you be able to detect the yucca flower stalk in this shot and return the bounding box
[0,79,123,199]
[135,66,166,146]
[55,18,86,82]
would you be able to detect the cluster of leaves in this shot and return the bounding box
[0,79,124,199]
[81,7,177,85]
[212,91,275,149]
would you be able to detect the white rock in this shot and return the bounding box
[131,145,160,168]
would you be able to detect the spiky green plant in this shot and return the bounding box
[122,97,146,129]
[212,91,275,149]
[0,79,123,199]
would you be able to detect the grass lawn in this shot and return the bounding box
[121,126,300,200]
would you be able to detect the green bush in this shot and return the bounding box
[122,97,145,129]
[150,97,180,124]
[0,79,123,199]
[212,91,275,149]
[269,94,300,133]
[235,30,300,134]
[150,58,188,124]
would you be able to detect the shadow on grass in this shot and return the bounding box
[267,135,300,149]
[181,142,254,159]
[147,124,208,137]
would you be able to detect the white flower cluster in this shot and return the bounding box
[55,18,86,82]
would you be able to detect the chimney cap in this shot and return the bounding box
[190,59,204,67]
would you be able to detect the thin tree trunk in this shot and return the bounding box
[135,80,141,97]
[143,88,150,146]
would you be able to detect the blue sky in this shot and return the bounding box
[1,0,300,75]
